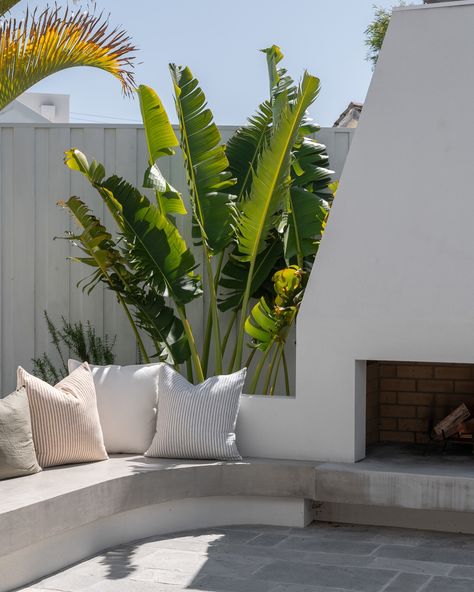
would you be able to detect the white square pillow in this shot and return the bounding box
[145,365,246,461]
[68,360,162,454]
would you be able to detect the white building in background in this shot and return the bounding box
[0,93,70,123]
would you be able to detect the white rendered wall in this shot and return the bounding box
[291,0,474,462]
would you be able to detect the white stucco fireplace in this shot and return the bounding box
[238,0,474,463]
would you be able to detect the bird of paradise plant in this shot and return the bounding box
[0,0,136,111]
[59,46,335,395]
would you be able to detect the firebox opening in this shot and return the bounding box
[366,361,474,454]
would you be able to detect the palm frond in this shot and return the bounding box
[226,100,273,201]
[0,6,136,110]
[61,193,191,364]
[0,0,20,18]
[237,72,320,263]
[138,84,187,216]
[170,64,237,253]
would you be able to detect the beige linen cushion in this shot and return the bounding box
[0,387,41,480]
[17,362,108,468]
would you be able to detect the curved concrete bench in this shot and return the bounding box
[0,455,317,592]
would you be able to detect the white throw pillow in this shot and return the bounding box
[68,360,162,454]
[145,365,246,461]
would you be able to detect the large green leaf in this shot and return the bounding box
[284,187,329,263]
[65,150,201,306]
[226,100,273,201]
[236,72,320,263]
[138,85,187,216]
[218,238,282,312]
[138,84,178,161]
[261,45,297,106]
[0,6,136,110]
[283,137,334,265]
[61,195,191,364]
[170,64,237,253]
[101,175,202,305]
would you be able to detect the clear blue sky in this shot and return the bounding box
[11,0,408,126]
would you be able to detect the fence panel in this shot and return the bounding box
[0,124,353,393]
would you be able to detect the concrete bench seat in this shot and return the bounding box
[0,455,317,592]
[4,448,474,591]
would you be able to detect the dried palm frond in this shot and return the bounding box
[0,5,137,110]
[0,0,20,18]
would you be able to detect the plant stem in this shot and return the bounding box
[222,309,238,355]
[281,346,290,396]
[117,293,150,363]
[185,357,194,383]
[202,251,225,377]
[201,304,213,377]
[244,347,257,371]
[270,344,284,396]
[233,258,257,371]
[248,339,275,394]
[263,342,280,395]
[177,306,204,383]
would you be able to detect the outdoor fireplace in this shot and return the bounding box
[366,361,474,450]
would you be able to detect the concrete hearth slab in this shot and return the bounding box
[315,444,474,532]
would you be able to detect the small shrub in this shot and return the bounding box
[32,311,116,384]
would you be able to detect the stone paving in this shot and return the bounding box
[17,522,474,592]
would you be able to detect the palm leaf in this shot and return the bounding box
[0,6,136,110]
[170,64,237,253]
[60,195,190,364]
[237,72,320,263]
[284,187,329,263]
[261,44,297,105]
[226,100,273,201]
[138,85,187,216]
[0,0,19,17]
[218,238,282,312]
[100,175,202,306]
[245,297,281,352]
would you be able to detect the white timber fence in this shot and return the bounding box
[0,124,353,394]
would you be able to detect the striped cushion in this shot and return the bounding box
[145,366,245,461]
[17,363,108,468]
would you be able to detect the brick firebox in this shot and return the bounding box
[366,361,474,446]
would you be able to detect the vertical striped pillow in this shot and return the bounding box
[17,363,108,468]
[145,366,246,461]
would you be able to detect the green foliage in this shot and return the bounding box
[365,3,407,67]
[60,46,336,394]
[32,312,116,385]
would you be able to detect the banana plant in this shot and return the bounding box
[245,266,305,395]
[0,1,136,111]
[60,46,335,394]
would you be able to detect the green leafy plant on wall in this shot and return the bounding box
[32,312,116,384]
[59,46,335,395]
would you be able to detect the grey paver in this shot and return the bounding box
[375,544,474,566]
[370,556,452,576]
[279,535,380,555]
[253,560,396,592]
[448,565,474,579]
[246,532,290,546]
[424,576,474,592]
[190,574,277,592]
[382,572,431,591]
[18,524,474,592]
